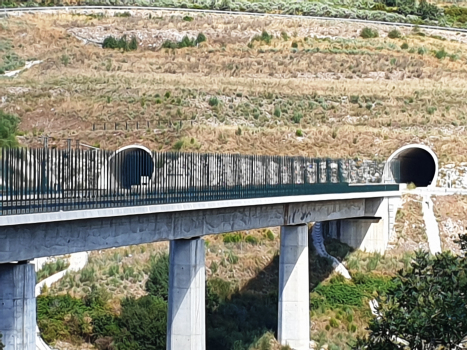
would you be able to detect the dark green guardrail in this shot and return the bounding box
[0,148,399,215]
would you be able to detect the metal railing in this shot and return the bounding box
[0,148,399,215]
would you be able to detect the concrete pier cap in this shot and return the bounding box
[98,145,155,190]
[384,144,438,187]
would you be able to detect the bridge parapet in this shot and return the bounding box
[0,147,398,216]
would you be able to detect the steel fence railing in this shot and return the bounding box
[0,148,399,216]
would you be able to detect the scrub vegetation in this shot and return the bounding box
[1,8,467,350]
[39,220,434,350]
[2,13,467,163]
[36,258,70,282]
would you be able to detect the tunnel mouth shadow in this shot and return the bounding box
[385,145,438,187]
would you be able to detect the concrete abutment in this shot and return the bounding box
[278,224,310,350]
[0,262,36,350]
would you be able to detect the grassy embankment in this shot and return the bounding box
[2,13,467,165]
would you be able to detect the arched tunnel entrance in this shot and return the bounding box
[99,145,155,190]
[384,145,438,187]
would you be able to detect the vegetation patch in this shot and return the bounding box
[37,259,70,283]
[102,35,138,51]
[0,110,19,148]
[162,33,206,49]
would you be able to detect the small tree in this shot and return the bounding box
[0,109,19,148]
[353,249,467,349]
[0,333,4,350]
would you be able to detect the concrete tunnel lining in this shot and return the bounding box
[384,144,438,187]
[99,145,155,190]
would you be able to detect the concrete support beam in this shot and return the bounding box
[278,224,309,350]
[0,262,36,350]
[337,197,392,253]
[167,238,205,350]
[0,195,405,264]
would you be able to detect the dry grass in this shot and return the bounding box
[1,12,467,163]
[389,194,429,254]
[46,228,279,302]
[433,194,467,253]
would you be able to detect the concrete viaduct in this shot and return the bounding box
[0,144,438,350]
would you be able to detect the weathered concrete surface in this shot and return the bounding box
[0,196,401,263]
[330,197,392,253]
[167,238,205,350]
[0,262,36,350]
[278,224,309,350]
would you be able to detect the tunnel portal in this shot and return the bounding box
[386,145,438,187]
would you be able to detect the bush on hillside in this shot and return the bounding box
[387,29,402,39]
[0,110,19,148]
[145,254,169,301]
[360,27,379,38]
[102,35,138,52]
[161,33,206,49]
[114,296,167,350]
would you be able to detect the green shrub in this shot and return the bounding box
[115,296,167,350]
[245,235,259,245]
[223,232,244,243]
[162,33,206,49]
[114,11,131,17]
[36,259,69,282]
[388,29,402,39]
[296,129,303,137]
[173,139,185,151]
[427,106,437,114]
[281,31,289,41]
[329,318,339,328]
[360,27,379,39]
[0,110,19,148]
[196,33,207,43]
[418,46,427,55]
[291,41,298,48]
[182,15,193,21]
[401,42,409,49]
[146,253,169,301]
[435,48,448,59]
[292,111,303,124]
[208,96,219,107]
[310,273,395,308]
[79,266,96,283]
[265,230,275,241]
[372,2,386,11]
[273,106,281,117]
[418,0,442,20]
[102,35,138,52]
[252,30,273,45]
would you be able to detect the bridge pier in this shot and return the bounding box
[278,224,309,350]
[0,262,36,350]
[167,238,206,350]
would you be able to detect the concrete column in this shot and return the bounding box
[0,262,36,350]
[167,238,205,350]
[278,224,309,350]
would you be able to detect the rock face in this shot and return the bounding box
[438,163,467,189]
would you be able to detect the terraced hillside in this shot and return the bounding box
[1,10,467,164]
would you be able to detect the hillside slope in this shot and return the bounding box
[1,11,467,163]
